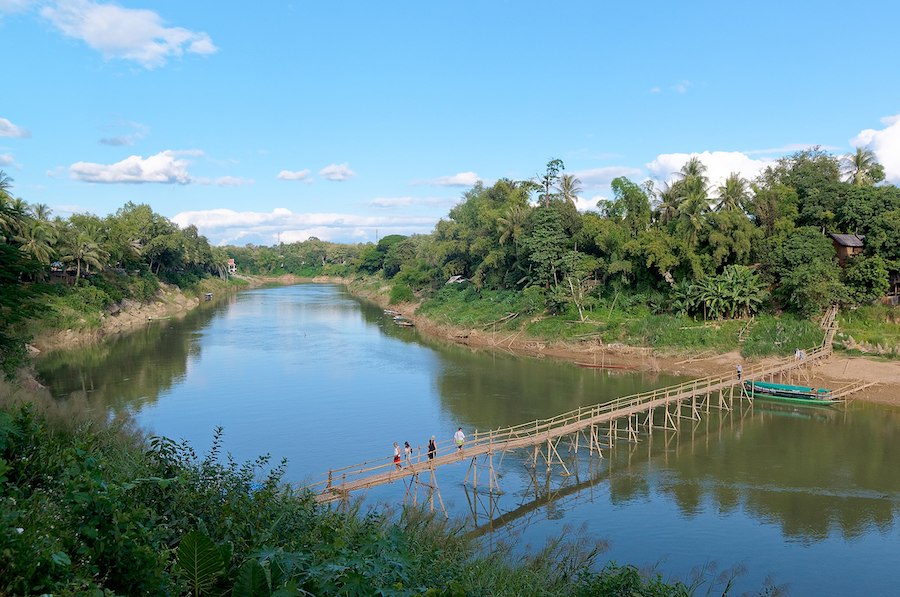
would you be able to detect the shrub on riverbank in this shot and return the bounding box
[0,392,692,596]
[834,304,900,357]
[416,283,826,357]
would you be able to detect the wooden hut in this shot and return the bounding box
[829,233,865,267]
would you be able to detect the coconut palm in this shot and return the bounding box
[655,182,680,225]
[676,187,709,248]
[28,203,52,221]
[497,205,530,247]
[60,231,107,284]
[16,219,57,265]
[842,147,885,186]
[715,173,748,212]
[0,175,26,241]
[0,170,12,200]
[556,174,582,205]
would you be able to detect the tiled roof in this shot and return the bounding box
[829,233,864,248]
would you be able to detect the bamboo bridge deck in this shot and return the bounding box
[304,306,870,505]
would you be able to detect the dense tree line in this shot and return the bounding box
[0,172,230,376]
[3,146,898,374]
[274,148,894,321]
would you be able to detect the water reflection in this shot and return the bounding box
[36,296,228,413]
[32,283,900,595]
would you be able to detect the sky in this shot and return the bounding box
[2,0,900,246]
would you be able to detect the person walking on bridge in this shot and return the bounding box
[393,442,402,470]
[428,436,437,460]
[454,427,466,453]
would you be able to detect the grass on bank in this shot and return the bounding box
[25,271,243,337]
[416,284,825,358]
[0,381,697,596]
[835,304,900,357]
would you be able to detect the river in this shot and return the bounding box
[36,284,900,595]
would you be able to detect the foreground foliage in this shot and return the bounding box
[0,399,694,596]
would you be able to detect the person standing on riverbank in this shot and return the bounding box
[428,436,436,460]
[454,427,465,453]
[393,442,401,470]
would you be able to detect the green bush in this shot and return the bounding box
[0,402,695,596]
[389,281,414,304]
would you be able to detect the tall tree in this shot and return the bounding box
[556,173,582,205]
[60,230,107,283]
[497,205,530,248]
[604,177,652,237]
[715,173,749,212]
[842,147,885,187]
[538,158,564,206]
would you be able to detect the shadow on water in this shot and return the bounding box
[460,400,900,548]
[34,295,233,412]
[31,283,900,595]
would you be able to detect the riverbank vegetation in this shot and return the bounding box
[3,147,899,375]
[1,179,239,376]
[226,148,899,358]
[0,391,694,596]
[3,149,896,593]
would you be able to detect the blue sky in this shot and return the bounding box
[2,0,899,246]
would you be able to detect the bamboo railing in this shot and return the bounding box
[304,340,833,501]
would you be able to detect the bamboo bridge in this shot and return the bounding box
[303,306,872,510]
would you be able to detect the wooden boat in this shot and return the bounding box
[743,380,836,405]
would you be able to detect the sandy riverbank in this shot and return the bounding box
[28,275,900,406]
[348,281,900,407]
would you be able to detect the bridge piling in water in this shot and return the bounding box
[307,306,870,509]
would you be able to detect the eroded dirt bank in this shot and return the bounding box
[348,281,900,407]
[29,276,900,406]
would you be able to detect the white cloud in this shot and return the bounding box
[194,175,254,186]
[575,194,604,213]
[367,196,450,208]
[171,208,437,245]
[0,0,33,14]
[742,143,829,156]
[671,80,691,93]
[0,117,30,138]
[319,163,355,181]
[412,171,481,187]
[646,151,774,196]
[41,0,217,68]
[99,121,148,146]
[570,166,642,188]
[0,153,15,167]
[851,114,900,184]
[277,169,311,181]
[649,86,661,94]
[70,149,195,183]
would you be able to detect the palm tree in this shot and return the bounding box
[497,205,530,247]
[842,147,885,186]
[16,219,57,265]
[28,203,52,221]
[676,187,709,248]
[60,231,107,284]
[556,174,582,205]
[0,170,12,200]
[715,173,748,212]
[655,182,680,225]
[679,156,707,179]
[0,175,26,242]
